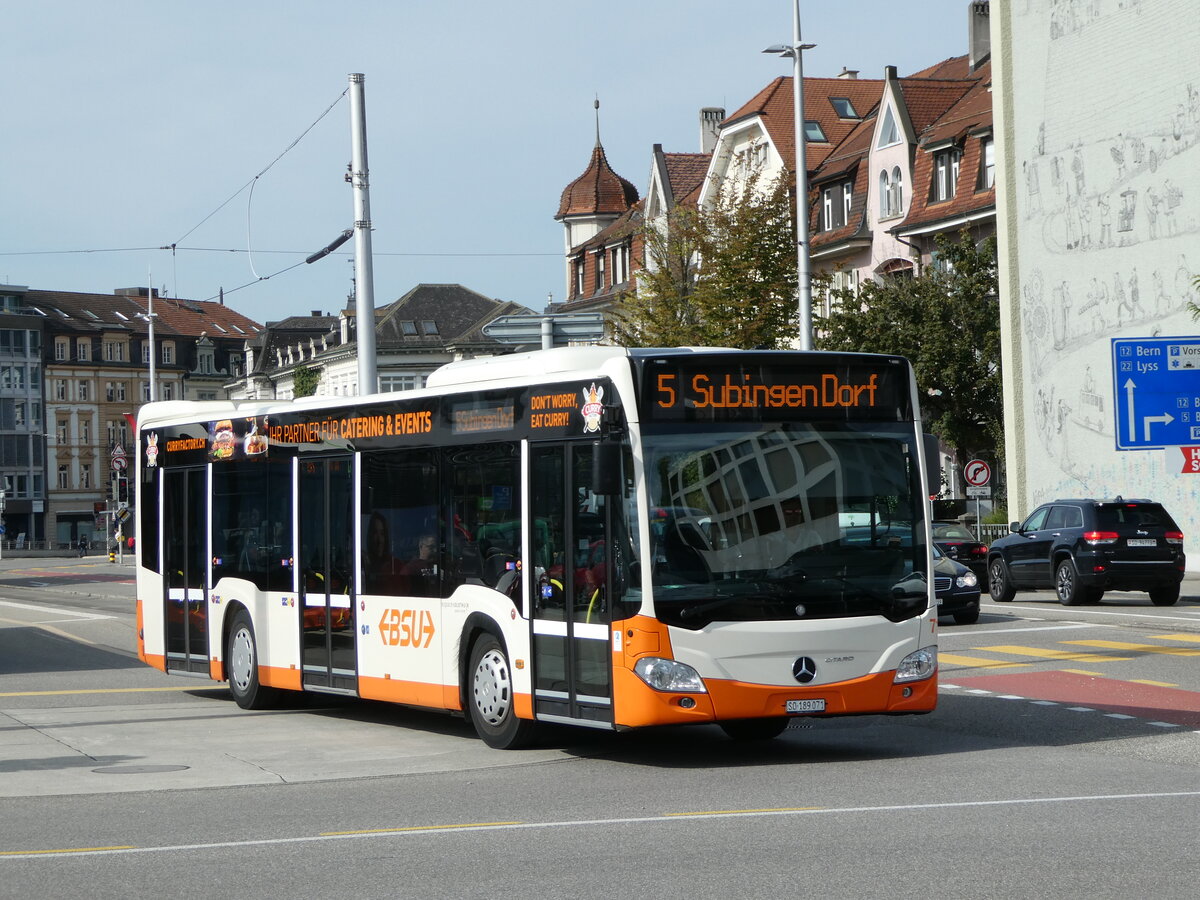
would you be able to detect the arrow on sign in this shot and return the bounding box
[1124,378,1136,444]
[1143,412,1175,441]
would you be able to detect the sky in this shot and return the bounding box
[2,1,973,328]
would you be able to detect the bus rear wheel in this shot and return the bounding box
[719,717,790,741]
[227,610,280,710]
[468,634,536,750]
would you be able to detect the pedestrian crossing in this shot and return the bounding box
[940,634,1197,671]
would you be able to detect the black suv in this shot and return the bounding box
[987,498,1185,606]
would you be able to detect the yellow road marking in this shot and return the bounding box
[1148,634,1200,644]
[321,822,521,836]
[939,653,1030,669]
[0,846,135,856]
[1130,679,1179,688]
[0,686,225,698]
[665,807,823,817]
[1061,669,1106,677]
[0,616,99,645]
[979,645,1130,662]
[1062,639,1200,657]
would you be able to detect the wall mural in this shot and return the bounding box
[1007,1,1200,531]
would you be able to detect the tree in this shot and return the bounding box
[610,166,799,349]
[292,365,320,398]
[816,231,1002,481]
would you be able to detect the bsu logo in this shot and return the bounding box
[378,608,435,648]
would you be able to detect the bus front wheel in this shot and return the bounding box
[227,610,280,710]
[468,634,536,750]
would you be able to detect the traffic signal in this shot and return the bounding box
[117,476,128,504]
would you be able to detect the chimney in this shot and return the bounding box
[699,107,725,154]
[837,67,859,79]
[969,1,991,71]
[311,310,322,317]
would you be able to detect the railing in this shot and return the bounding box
[975,523,1012,543]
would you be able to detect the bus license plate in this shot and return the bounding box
[1126,538,1157,547]
[786,699,826,713]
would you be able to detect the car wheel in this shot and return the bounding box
[227,610,281,710]
[468,633,536,750]
[1085,589,1104,604]
[988,558,1016,602]
[719,718,790,741]
[1149,585,1180,606]
[953,603,981,625]
[1055,559,1084,605]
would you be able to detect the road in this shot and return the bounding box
[2,557,1200,898]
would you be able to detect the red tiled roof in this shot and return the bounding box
[663,152,710,203]
[723,76,884,171]
[125,294,264,338]
[897,79,975,135]
[907,54,972,79]
[556,144,639,219]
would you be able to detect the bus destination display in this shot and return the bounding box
[644,359,909,422]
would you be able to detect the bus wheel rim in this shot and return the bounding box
[473,648,511,726]
[229,627,254,692]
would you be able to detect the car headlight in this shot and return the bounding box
[894,646,937,683]
[956,571,978,589]
[634,657,707,693]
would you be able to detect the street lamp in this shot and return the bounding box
[764,0,817,351]
[0,489,6,560]
[138,274,158,402]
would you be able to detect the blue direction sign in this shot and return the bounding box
[1111,336,1200,450]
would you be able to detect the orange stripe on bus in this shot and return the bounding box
[358,676,450,709]
[260,666,303,692]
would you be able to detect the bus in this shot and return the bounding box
[134,346,939,749]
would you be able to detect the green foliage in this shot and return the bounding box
[982,507,1009,525]
[1189,274,1200,320]
[610,167,799,349]
[816,230,1002,470]
[292,365,320,398]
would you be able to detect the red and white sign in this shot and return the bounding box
[964,459,991,487]
[111,444,127,471]
[1173,446,1200,473]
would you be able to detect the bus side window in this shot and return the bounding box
[443,442,521,601]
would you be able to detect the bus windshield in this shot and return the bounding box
[641,421,928,629]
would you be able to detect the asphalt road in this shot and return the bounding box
[2,557,1200,898]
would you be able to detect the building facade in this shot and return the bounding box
[992,0,1200,565]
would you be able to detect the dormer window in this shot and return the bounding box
[932,148,962,202]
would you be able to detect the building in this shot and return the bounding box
[0,286,47,545]
[991,0,1200,564]
[227,284,533,399]
[0,285,263,547]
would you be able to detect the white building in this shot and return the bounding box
[992,0,1200,565]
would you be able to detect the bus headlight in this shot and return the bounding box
[894,647,937,683]
[634,657,707,693]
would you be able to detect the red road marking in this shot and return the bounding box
[950,670,1200,728]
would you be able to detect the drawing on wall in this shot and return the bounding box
[1009,2,1200,517]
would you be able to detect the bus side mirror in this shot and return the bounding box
[923,433,940,496]
[592,442,622,496]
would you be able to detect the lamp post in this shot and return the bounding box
[764,0,817,351]
[0,489,6,560]
[138,274,158,402]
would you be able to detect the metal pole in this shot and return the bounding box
[349,73,378,395]
[792,0,813,351]
[147,271,157,401]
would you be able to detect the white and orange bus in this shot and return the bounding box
[134,346,939,748]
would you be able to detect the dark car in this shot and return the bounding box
[931,521,988,582]
[987,497,1185,606]
[933,543,981,624]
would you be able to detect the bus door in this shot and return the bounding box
[298,455,357,693]
[163,466,209,675]
[529,443,613,728]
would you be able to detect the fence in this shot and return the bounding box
[975,523,1012,543]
